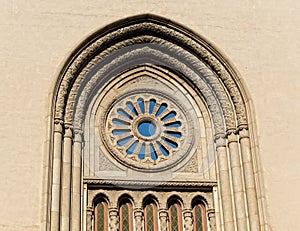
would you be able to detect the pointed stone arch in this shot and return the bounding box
[45,14,268,231]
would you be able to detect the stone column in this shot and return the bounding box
[158,209,168,231]
[207,209,216,231]
[60,125,73,231]
[134,208,143,231]
[215,136,235,231]
[71,129,83,231]
[109,207,119,231]
[82,184,88,231]
[227,132,248,230]
[86,206,93,231]
[50,119,63,231]
[183,210,193,231]
[239,128,260,231]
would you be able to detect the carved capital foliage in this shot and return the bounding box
[214,136,226,148]
[54,119,64,133]
[63,124,73,138]
[55,18,248,137]
[238,127,250,140]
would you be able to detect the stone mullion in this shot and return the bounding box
[207,209,217,231]
[71,129,83,231]
[239,128,260,231]
[108,207,119,231]
[158,209,168,231]
[227,132,248,230]
[60,125,73,231]
[86,206,93,231]
[133,208,143,231]
[50,120,63,231]
[183,209,193,231]
[215,137,235,231]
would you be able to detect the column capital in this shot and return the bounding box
[74,128,83,142]
[238,127,250,139]
[64,124,73,138]
[226,131,238,144]
[215,136,226,148]
[54,119,64,133]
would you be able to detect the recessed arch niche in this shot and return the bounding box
[45,14,268,231]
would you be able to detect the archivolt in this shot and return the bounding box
[54,15,247,137]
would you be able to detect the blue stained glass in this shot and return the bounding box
[117,109,132,119]
[117,136,133,146]
[112,118,130,126]
[161,111,176,121]
[155,103,167,116]
[165,121,181,127]
[157,142,169,156]
[126,102,138,116]
[164,131,182,138]
[138,98,145,114]
[150,143,157,160]
[162,137,178,148]
[126,140,138,155]
[138,121,156,137]
[112,129,130,135]
[138,143,145,159]
[149,99,156,114]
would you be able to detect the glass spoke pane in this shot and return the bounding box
[149,99,156,114]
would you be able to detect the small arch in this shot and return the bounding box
[93,195,109,231]
[168,197,183,231]
[191,197,207,231]
[118,197,133,231]
[143,195,159,231]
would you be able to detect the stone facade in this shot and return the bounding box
[0,1,299,231]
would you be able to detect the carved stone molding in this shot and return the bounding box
[55,18,248,133]
[83,178,217,189]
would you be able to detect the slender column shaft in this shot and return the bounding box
[60,126,73,231]
[82,184,87,231]
[86,206,93,231]
[134,208,143,231]
[50,120,63,231]
[227,132,248,230]
[213,186,222,231]
[215,137,235,231]
[71,130,83,231]
[158,209,168,231]
[239,128,260,231]
[207,209,217,231]
[183,210,193,231]
[109,207,119,231]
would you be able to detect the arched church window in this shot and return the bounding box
[48,14,267,231]
[192,200,207,231]
[119,199,133,231]
[94,200,108,231]
[143,199,158,231]
[168,200,183,231]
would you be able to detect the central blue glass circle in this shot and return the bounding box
[138,121,156,137]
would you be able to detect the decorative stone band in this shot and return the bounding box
[83,178,217,189]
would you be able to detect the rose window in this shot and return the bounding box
[111,97,183,163]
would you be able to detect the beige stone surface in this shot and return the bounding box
[0,0,299,230]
